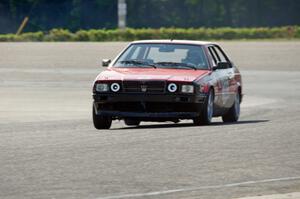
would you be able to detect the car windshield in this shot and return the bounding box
[114,43,209,70]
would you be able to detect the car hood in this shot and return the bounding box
[96,67,210,82]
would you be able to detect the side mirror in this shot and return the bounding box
[213,62,231,70]
[102,59,111,67]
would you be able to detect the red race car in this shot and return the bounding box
[92,40,242,129]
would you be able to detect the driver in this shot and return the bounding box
[182,49,203,66]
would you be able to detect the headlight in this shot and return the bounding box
[181,85,194,93]
[167,83,177,92]
[111,83,121,92]
[96,83,109,92]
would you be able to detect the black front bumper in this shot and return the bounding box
[93,93,207,120]
[96,110,199,119]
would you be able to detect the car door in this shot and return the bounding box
[207,45,232,110]
[213,45,237,108]
[207,46,227,114]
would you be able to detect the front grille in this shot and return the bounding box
[123,81,165,93]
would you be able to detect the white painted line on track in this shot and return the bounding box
[234,192,300,199]
[96,176,300,199]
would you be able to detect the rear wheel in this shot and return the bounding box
[193,89,214,125]
[124,119,140,126]
[93,105,112,129]
[222,93,240,123]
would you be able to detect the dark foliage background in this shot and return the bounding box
[0,0,300,34]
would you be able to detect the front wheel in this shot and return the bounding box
[93,105,112,129]
[193,89,214,125]
[222,93,240,123]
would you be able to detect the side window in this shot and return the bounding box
[213,46,227,63]
[208,47,218,66]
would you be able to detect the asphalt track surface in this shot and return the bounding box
[0,41,299,199]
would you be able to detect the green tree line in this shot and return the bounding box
[0,0,299,34]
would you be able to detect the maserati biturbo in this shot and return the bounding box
[92,40,242,129]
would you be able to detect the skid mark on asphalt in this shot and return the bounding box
[96,176,300,199]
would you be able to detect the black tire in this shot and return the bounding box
[222,93,240,123]
[193,89,214,125]
[93,106,112,129]
[124,119,140,126]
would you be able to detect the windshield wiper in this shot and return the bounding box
[120,60,156,68]
[154,62,197,70]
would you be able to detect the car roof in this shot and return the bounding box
[130,40,216,46]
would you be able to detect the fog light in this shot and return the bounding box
[181,85,194,93]
[96,83,109,92]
